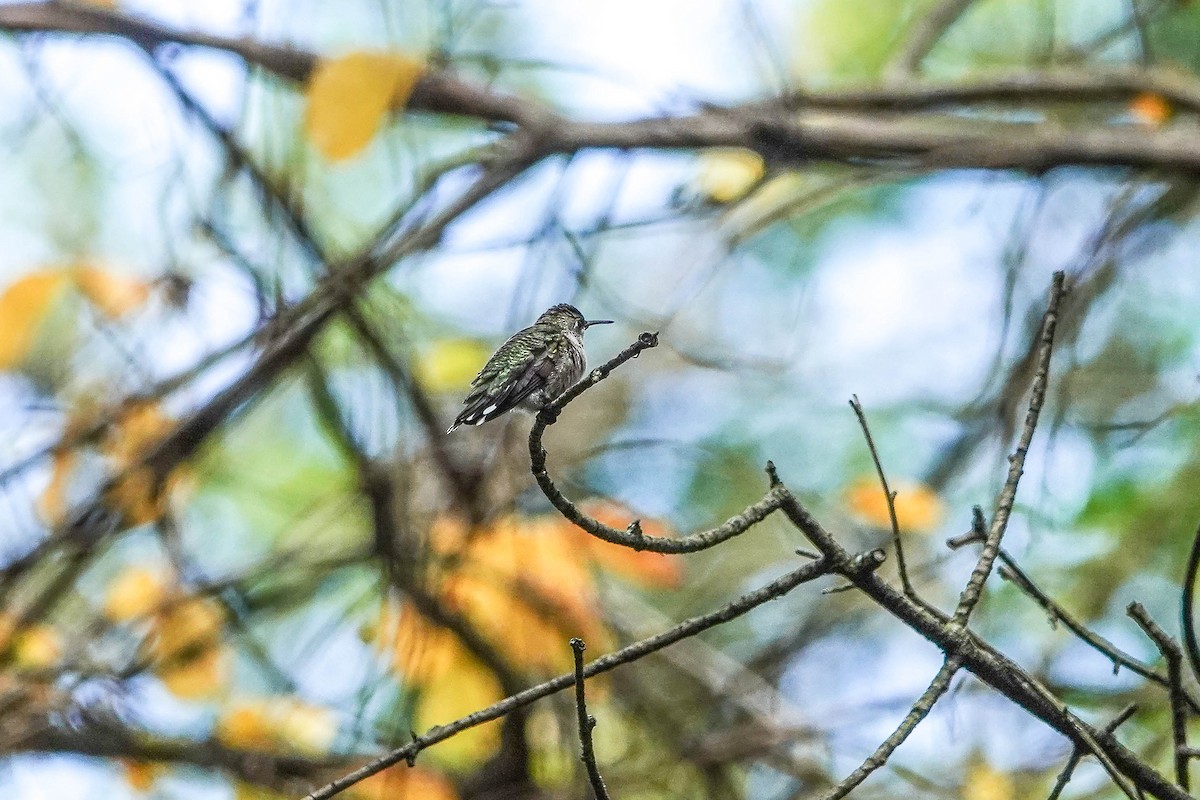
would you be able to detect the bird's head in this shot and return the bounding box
[537,303,613,334]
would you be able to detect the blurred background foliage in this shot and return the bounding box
[0,0,1199,798]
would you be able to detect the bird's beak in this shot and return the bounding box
[584,319,614,328]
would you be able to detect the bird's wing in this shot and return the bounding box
[450,337,555,429]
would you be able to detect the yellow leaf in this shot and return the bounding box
[217,703,277,751]
[217,697,337,756]
[72,265,150,318]
[377,602,502,769]
[0,271,71,370]
[151,597,224,662]
[410,647,503,769]
[304,51,425,161]
[845,476,945,535]
[158,644,227,699]
[37,448,77,526]
[101,401,186,525]
[964,760,1014,800]
[416,339,492,393]
[104,567,171,622]
[13,624,62,669]
[694,148,765,204]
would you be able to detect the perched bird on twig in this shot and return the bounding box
[446,304,613,434]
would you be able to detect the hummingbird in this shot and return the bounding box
[446,304,613,433]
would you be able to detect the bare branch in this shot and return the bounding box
[1046,704,1138,800]
[1181,520,1200,686]
[947,516,1200,713]
[571,638,613,800]
[303,555,836,799]
[953,271,1065,624]
[887,0,978,77]
[817,655,961,800]
[529,332,789,554]
[774,487,1182,799]
[849,394,917,601]
[1128,603,1190,791]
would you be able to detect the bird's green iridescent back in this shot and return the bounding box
[446,308,589,432]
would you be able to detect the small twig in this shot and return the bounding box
[887,0,977,77]
[529,333,790,554]
[953,271,1065,625]
[1180,520,1200,687]
[849,394,917,601]
[1128,602,1190,791]
[1046,704,1138,800]
[816,655,962,800]
[571,639,613,800]
[948,512,1200,713]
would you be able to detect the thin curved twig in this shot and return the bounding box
[1180,520,1200,687]
[529,332,789,554]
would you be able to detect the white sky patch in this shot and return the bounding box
[517,0,767,116]
[808,180,1014,404]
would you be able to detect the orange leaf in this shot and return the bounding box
[1130,92,1172,126]
[572,501,683,588]
[120,760,162,792]
[845,476,945,535]
[0,270,71,370]
[216,702,277,751]
[348,764,459,800]
[304,51,425,161]
[217,698,337,756]
[105,401,173,466]
[449,516,608,670]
